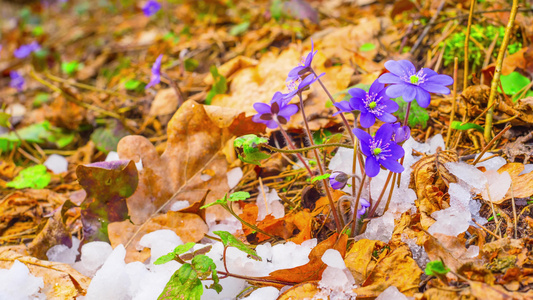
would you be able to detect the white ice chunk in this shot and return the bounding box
[206,213,242,234]
[169,200,190,211]
[401,234,430,270]
[243,287,279,300]
[475,153,506,171]
[85,245,131,300]
[227,167,243,189]
[321,249,346,269]
[74,241,113,277]
[44,154,68,174]
[429,207,470,236]
[105,151,120,162]
[0,260,44,300]
[445,162,487,192]
[428,134,445,154]
[464,245,479,258]
[376,286,409,300]
[481,170,511,203]
[316,266,357,300]
[256,186,284,221]
[356,212,395,243]
[46,237,80,264]
[138,230,183,265]
[520,164,533,175]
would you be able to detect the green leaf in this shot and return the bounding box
[425,260,450,276]
[359,43,376,52]
[158,264,203,300]
[213,231,261,261]
[311,173,330,183]
[205,66,227,105]
[33,93,51,107]
[229,21,250,36]
[270,0,283,21]
[7,165,51,189]
[228,191,251,202]
[61,61,81,75]
[234,134,270,166]
[312,129,331,145]
[0,112,11,128]
[0,121,75,152]
[451,121,484,133]
[32,25,44,36]
[499,71,531,97]
[184,58,199,72]
[393,97,429,128]
[90,119,129,153]
[124,79,142,90]
[154,242,196,265]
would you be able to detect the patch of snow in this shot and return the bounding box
[481,170,511,203]
[321,249,346,269]
[376,286,410,300]
[428,134,445,154]
[169,200,189,211]
[242,287,279,300]
[315,250,357,300]
[44,154,68,174]
[256,186,284,221]
[356,212,395,243]
[401,234,430,270]
[445,162,487,192]
[520,164,533,175]
[475,153,506,171]
[73,241,113,277]
[227,167,243,189]
[46,237,80,264]
[0,260,45,300]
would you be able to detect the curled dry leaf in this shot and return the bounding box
[498,163,533,200]
[344,239,384,284]
[424,233,479,273]
[277,281,320,300]
[0,250,90,299]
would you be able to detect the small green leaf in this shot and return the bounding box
[451,121,484,133]
[213,231,261,261]
[359,43,376,52]
[61,61,81,75]
[425,260,450,276]
[33,93,51,107]
[184,58,199,72]
[228,191,251,202]
[90,120,129,153]
[7,165,51,189]
[0,112,11,128]
[229,21,250,36]
[499,71,531,97]
[124,79,142,90]
[158,263,203,300]
[205,66,227,105]
[0,121,75,152]
[311,173,330,183]
[200,194,228,210]
[393,97,429,128]
[32,25,44,36]
[234,134,270,166]
[154,242,196,265]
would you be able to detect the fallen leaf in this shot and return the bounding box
[344,239,384,284]
[0,250,90,299]
[149,88,179,117]
[277,281,320,300]
[497,163,533,200]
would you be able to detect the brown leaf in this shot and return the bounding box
[277,281,320,300]
[498,163,533,199]
[469,280,533,300]
[149,88,179,117]
[259,233,348,285]
[0,250,90,299]
[424,233,478,273]
[344,239,384,284]
[353,245,422,298]
[28,209,72,260]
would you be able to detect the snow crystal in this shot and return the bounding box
[356,212,395,243]
[138,229,183,266]
[481,170,511,203]
[46,236,80,264]
[44,154,68,174]
[169,200,189,211]
[445,162,487,192]
[464,245,479,258]
[401,234,430,270]
[428,134,445,154]
[85,245,131,300]
[227,167,243,189]
[206,213,242,235]
[0,260,45,300]
[520,164,533,175]
[243,287,279,300]
[386,187,417,216]
[376,286,409,300]
[321,249,346,269]
[256,186,284,221]
[475,153,506,171]
[73,241,113,277]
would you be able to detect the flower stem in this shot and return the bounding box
[311,69,355,144]
[298,93,343,232]
[396,101,412,187]
[351,171,367,235]
[384,172,398,212]
[368,170,394,218]
[261,143,352,154]
[277,124,314,176]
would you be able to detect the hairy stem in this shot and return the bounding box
[368,170,394,218]
[277,124,314,175]
[261,143,352,154]
[351,172,367,235]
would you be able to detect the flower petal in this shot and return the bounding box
[253,102,272,114]
[384,60,409,77]
[360,112,376,128]
[426,74,453,86]
[288,66,305,79]
[403,85,416,102]
[382,99,399,113]
[333,101,353,113]
[387,142,405,159]
[278,103,299,118]
[381,158,404,173]
[348,87,367,100]
[377,112,396,123]
[369,80,385,95]
[266,120,278,129]
[420,83,451,94]
[365,156,381,177]
[353,128,372,144]
[378,73,403,84]
[415,88,431,108]
[375,123,394,142]
[385,84,407,99]
[398,60,416,75]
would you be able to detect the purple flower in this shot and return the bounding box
[357,198,370,217]
[353,123,405,177]
[10,71,25,91]
[145,54,162,89]
[253,93,299,129]
[283,73,325,103]
[334,80,398,128]
[329,171,349,190]
[378,60,453,108]
[142,0,161,16]
[14,42,41,59]
[392,123,410,143]
[286,40,317,82]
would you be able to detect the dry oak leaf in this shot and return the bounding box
[424,233,479,274]
[108,211,208,263]
[256,233,348,287]
[353,245,422,298]
[117,100,263,224]
[277,281,321,300]
[497,163,533,200]
[0,250,90,299]
[468,280,533,300]
[344,239,385,284]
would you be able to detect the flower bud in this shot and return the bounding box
[329,171,350,190]
[357,198,371,217]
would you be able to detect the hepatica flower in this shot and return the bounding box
[145,54,162,89]
[329,171,349,190]
[142,0,161,17]
[357,198,370,217]
[283,73,324,103]
[253,93,299,129]
[353,123,405,177]
[392,122,410,143]
[287,40,317,82]
[10,71,25,91]
[378,60,453,108]
[14,42,41,59]
[334,80,398,128]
